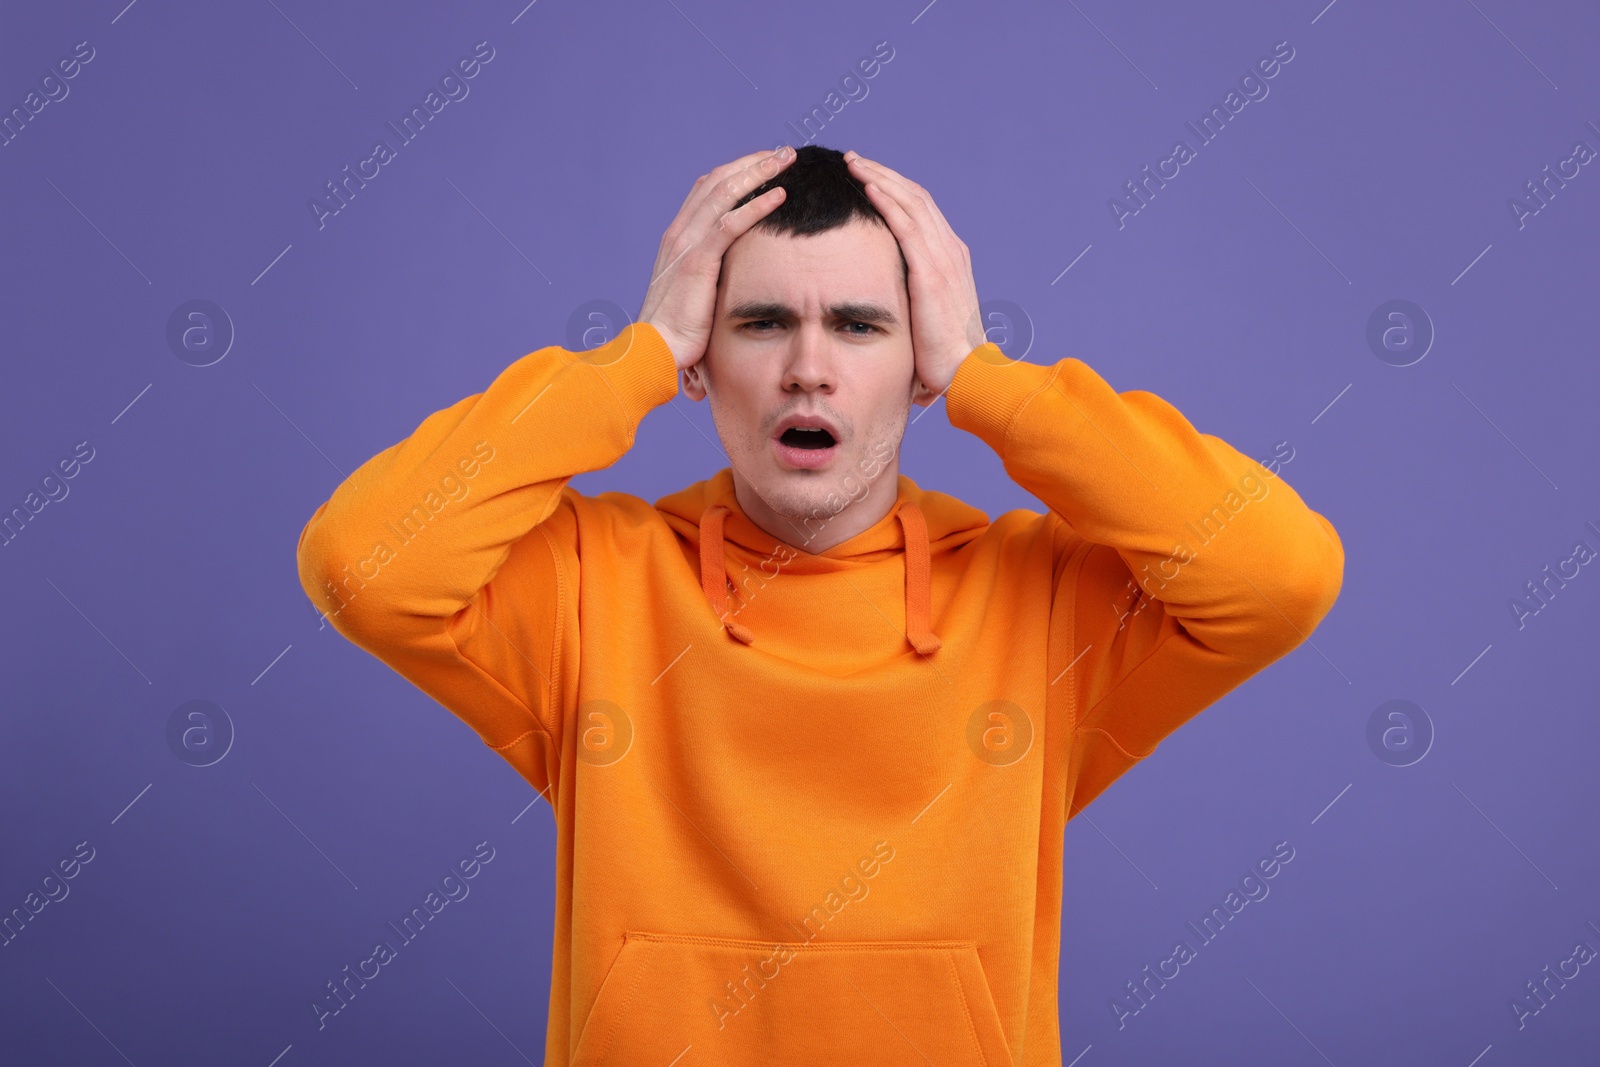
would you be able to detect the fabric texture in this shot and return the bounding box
[296,320,1344,1065]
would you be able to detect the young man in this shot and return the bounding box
[296,144,1343,1065]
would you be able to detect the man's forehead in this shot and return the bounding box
[720,222,906,316]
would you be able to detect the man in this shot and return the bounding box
[296,144,1343,1065]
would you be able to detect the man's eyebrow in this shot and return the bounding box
[724,300,900,327]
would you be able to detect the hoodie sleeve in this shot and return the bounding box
[943,344,1344,817]
[294,322,680,802]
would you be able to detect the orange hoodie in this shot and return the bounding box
[295,321,1343,1066]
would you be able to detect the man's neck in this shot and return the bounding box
[731,464,902,555]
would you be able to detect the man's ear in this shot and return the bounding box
[909,375,938,408]
[682,364,709,401]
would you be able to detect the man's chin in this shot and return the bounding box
[750,471,859,524]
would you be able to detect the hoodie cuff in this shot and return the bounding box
[944,343,1057,458]
[587,320,681,426]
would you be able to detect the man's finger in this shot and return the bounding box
[704,186,787,259]
[850,154,955,237]
[857,177,932,270]
[706,145,786,186]
[662,146,788,250]
[850,157,961,274]
[682,147,793,245]
[861,175,955,280]
[658,172,789,286]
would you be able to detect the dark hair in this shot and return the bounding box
[729,144,909,288]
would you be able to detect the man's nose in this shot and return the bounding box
[781,325,836,392]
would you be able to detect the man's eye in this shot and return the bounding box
[740,320,876,334]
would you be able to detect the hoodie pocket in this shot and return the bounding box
[571,931,1011,1066]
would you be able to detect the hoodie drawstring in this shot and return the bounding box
[698,502,942,655]
[895,502,944,655]
[699,505,756,645]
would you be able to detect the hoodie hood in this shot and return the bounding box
[654,467,991,654]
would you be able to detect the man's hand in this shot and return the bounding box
[639,145,797,372]
[845,150,987,407]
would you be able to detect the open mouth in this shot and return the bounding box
[773,424,840,469]
[778,426,836,450]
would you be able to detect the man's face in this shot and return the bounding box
[682,218,913,544]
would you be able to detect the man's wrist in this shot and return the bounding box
[639,318,701,372]
[944,345,1055,448]
[587,321,681,423]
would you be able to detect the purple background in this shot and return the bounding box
[4,0,1598,1063]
